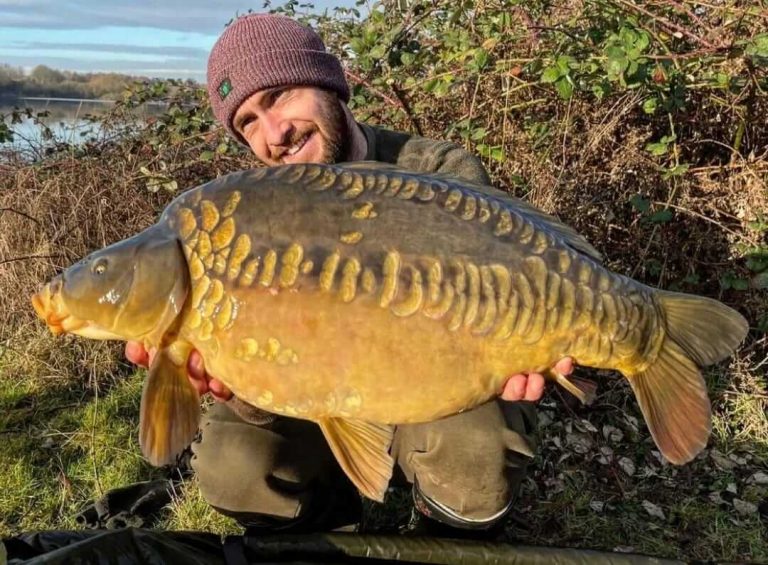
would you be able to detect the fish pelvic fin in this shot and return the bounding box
[628,339,710,464]
[550,371,597,405]
[627,291,748,465]
[139,342,200,466]
[318,418,394,502]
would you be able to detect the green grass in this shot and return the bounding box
[2,346,765,562]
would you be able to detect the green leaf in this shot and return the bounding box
[555,77,574,99]
[401,52,415,66]
[662,164,690,179]
[474,48,489,70]
[541,66,561,83]
[645,142,668,156]
[199,151,214,162]
[491,146,505,162]
[643,98,658,114]
[630,194,651,213]
[556,55,574,73]
[470,127,488,141]
[650,209,673,223]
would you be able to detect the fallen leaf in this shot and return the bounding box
[642,500,666,520]
[733,499,758,515]
[566,432,593,454]
[602,425,624,443]
[619,457,636,476]
[590,501,605,512]
[710,449,737,471]
[748,471,768,485]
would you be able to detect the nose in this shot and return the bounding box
[262,112,293,148]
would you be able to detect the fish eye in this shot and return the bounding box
[92,258,108,276]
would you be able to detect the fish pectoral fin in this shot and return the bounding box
[139,344,200,466]
[549,370,597,405]
[318,418,394,502]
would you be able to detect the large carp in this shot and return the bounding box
[32,162,748,501]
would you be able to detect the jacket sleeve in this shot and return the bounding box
[398,137,493,186]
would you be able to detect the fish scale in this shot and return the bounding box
[33,161,749,502]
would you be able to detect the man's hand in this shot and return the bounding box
[125,341,571,405]
[499,357,574,402]
[124,341,233,402]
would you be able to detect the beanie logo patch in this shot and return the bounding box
[217,79,232,100]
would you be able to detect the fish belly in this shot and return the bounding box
[192,287,563,423]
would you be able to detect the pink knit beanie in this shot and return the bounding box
[206,14,350,143]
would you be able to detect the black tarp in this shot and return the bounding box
[2,528,687,565]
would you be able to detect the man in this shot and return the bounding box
[126,13,574,537]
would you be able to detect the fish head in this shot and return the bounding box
[32,227,189,343]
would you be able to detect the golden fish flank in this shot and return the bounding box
[196,231,212,259]
[279,243,304,288]
[227,235,252,281]
[221,190,242,217]
[213,249,230,275]
[177,207,197,239]
[319,251,341,292]
[200,200,220,232]
[352,202,377,219]
[249,336,299,365]
[258,250,278,287]
[235,337,259,360]
[340,231,363,245]
[238,258,260,287]
[340,258,362,303]
[211,217,236,251]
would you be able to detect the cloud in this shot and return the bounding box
[0,0,354,34]
[14,41,208,59]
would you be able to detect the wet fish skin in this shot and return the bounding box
[32,162,749,501]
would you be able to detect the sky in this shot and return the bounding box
[0,0,361,83]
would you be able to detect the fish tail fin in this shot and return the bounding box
[627,292,748,464]
[657,291,749,366]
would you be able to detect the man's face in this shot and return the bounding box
[232,86,350,166]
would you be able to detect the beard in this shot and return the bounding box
[316,90,351,164]
[275,90,351,164]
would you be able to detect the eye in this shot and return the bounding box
[93,258,108,275]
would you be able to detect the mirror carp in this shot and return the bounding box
[32,162,749,501]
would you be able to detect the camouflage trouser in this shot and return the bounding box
[190,398,538,532]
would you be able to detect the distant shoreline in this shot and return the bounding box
[0,96,169,107]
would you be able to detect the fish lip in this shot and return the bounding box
[31,280,83,336]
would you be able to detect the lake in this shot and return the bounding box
[0,97,164,155]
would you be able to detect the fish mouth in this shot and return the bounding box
[31,278,87,336]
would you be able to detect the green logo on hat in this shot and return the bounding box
[218,79,232,99]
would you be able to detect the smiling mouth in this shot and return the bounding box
[283,132,312,159]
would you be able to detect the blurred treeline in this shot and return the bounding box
[0,63,156,100]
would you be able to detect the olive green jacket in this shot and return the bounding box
[359,123,492,186]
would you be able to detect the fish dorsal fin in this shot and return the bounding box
[333,161,603,263]
[139,342,200,466]
[318,418,395,502]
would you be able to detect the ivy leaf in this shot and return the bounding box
[645,141,669,156]
[630,194,650,213]
[643,98,658,114]
[541,66,561,83]
[474,48,489,70]
[555,77,574,99]
[650,209,673,223]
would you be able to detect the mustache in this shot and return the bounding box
[271,129,314,160]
